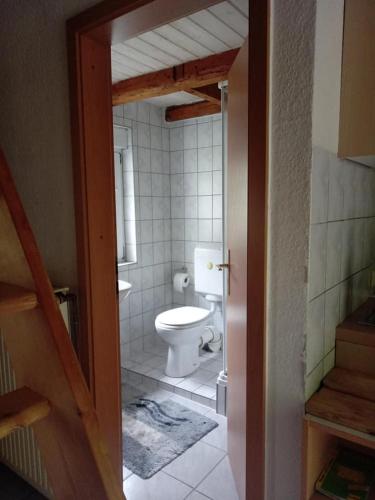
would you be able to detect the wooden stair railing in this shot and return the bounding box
[0,282,38,314]
[0,387,51,439]
[0,149,124,499]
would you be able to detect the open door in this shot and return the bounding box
[226,24,267,500]
[68,0,268,494]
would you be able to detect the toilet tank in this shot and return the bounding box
[194,248,223,296]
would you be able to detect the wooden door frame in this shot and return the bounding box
[67,0,269,495]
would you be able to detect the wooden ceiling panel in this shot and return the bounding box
[228,0,249,17]
[111,0,248,88]
[208,2,249,37]
[154,25,214,58]
[112,49,238,105]
[170,18,229,53]
[124,37,181,66]
[139,31,196,61]
[113,44,166,71]
[188,10,244,47]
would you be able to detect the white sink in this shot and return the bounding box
[118,280,132,302]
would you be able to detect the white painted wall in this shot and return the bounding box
[0,0,99,287]
[267,1,316,499]
[0,0,100,492]
[312,0,344,153]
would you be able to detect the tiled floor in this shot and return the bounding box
[123,346,223,408]
[122,382,238,500]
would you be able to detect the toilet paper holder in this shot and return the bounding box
[173,268,190,293]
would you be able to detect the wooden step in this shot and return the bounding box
[306,387,375,435]
[0,387,50,439]
[0,283,37,314]
[336,340,375,377]
[323,367,375,402]
[336,297,375,348]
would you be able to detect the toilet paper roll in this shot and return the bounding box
[173,273,190,293]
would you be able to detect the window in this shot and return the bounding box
[114,150,126,261]
[113,126,137,265]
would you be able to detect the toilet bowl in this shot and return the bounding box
[155,248,223,378]
[155,306,211,377]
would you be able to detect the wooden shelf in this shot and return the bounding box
[303,414,375,500]
[0,387,50,439]
[0,282,37,315]
[305,414,375,450]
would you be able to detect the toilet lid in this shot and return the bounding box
[157,306,210,327]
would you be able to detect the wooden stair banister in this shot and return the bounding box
[0,282,38,314]
[0,387,50,439]
[0,148,124,499]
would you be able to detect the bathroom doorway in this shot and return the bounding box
[67,1,267,499]
[113,78,233,499]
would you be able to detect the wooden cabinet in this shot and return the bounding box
[313,0,375,162]
[303,416,375,500]
[339,0,375,158]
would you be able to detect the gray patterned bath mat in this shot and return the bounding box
[123,397,218,479]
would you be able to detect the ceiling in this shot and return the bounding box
[111,0,248,107]
[143,91,205,108]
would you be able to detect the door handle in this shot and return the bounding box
[216,263,229,271]
[216,250,230,295]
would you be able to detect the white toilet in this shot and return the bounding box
[155,248,223,377]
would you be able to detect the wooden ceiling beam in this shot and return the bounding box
[165,100,221,122]
[112,48,238,105]
[186,84,221,104]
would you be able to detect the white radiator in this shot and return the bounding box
[0,290,74,498]
[0,335,52,497]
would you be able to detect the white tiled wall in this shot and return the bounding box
[113,102,173,362]
[113,103,224,364]
[168,115,224,318]
[305,147,375,399]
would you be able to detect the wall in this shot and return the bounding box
[306,150,375,399]
[0,0,101,287]
[0,0,102,495]
[266,1,315,499]
[113,102,173,365]
[168,115,223,318]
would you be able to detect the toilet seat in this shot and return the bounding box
[155,306,213,377]
[156,306,210,329]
